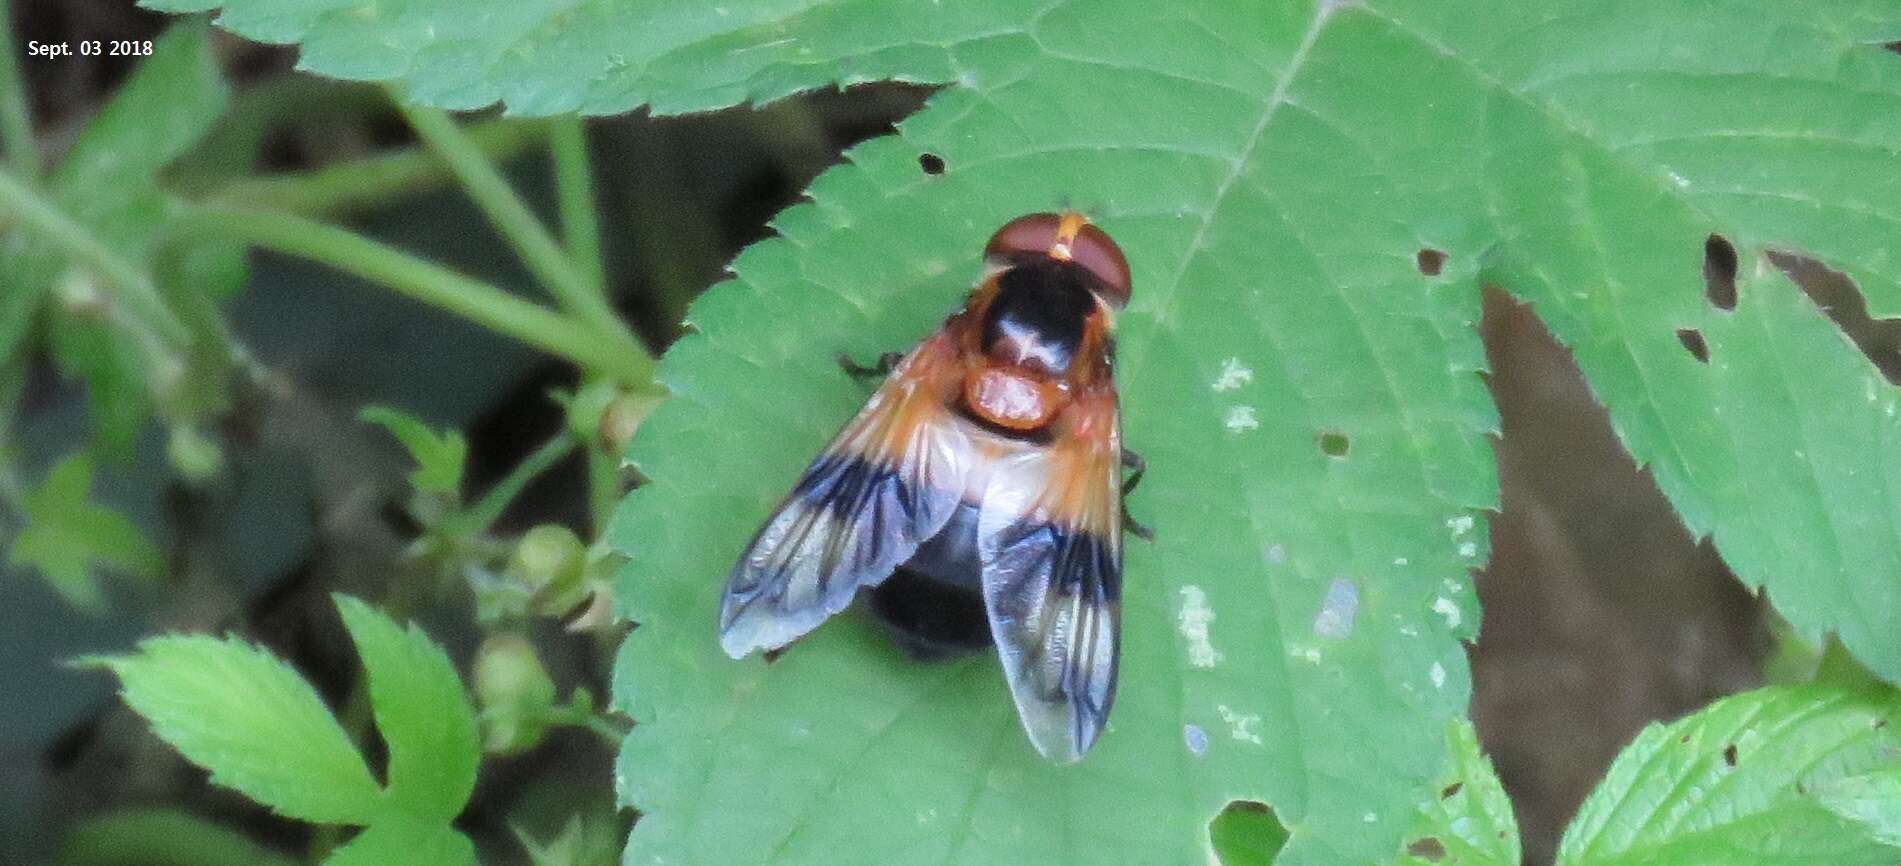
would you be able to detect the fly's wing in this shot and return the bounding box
[977,388,1122,762]
[719,331,974,659]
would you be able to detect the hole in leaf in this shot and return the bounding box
[1676,328,1710,363]
[1208,800,1287,866]
[1440,782,1464,799]
[1768,252,1901,385]
[1417,248,1447,276]
[1796,780,1808,794]
[1406,837,1448,861]
[1318,430,1350,458]
[918,152,945,175]
[762,647,787,665]
[1722,743,1738,767]
[1885,41,1901,56]
[1703,234,1738,311]
[1877,717,1889,729]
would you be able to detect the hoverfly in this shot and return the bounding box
[718,211,1144,762]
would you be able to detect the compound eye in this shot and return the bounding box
[983,212,1132,308]
[984,212,1065,261]
[1067,222,1131,309]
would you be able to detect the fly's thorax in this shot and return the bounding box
[959,256,1117,434]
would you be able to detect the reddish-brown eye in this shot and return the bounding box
[1067,222,1132,309]
[985,212,1065,261]
[983,212,1133,309]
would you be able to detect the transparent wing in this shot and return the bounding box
[977,390,1122,762]
[719,334,972,658]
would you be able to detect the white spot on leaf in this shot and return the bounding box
[1430,661,1447,689]
[1459,541,1478,558]
[1216,705,1264,745]
[1433,596,1463,629]
[1178,585,1222,667]
[1211,357,1254,391]
[1447,514,1474,536]
[1224,405,1259,432]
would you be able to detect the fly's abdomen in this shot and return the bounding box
[867,501,991,659]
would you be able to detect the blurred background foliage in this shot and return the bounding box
[2,2,926,863]
[1,1,1894,865]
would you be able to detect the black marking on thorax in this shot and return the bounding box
[980,259,1099,374]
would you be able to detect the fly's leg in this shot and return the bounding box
[1121,448,1154,541]
[837,351,904,384]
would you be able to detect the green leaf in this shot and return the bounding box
[89,634,384,825]
[359,406,467,496]
[1817,765,1901,849]
[1555,684,1901,866]
[138,0,1056,116]
[7,453,163,610]
[1395,719,1519,866]
[581,0,1901,862]
[324,814,475,866]
[334,595,480,821]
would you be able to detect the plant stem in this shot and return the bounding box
[0,170,190,348]
[585,445,620,537]
[205,116,546,218]
[0,3,34,178]
[165,206,657,386]
[549,115,607,295]
[444,432,579,538]
[393,102,640,356]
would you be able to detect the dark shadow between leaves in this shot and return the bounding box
[1767,252,1901,385]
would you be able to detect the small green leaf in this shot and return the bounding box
[324,814,475,866]
[91,634,383,824]
[1395,718,1519,866]
[359,406,467,495]
[8,453,163,610]
[1817,766,1901,849]
[1556,684,1901,866]
[334,595,480,821]
[47,299,151,460]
